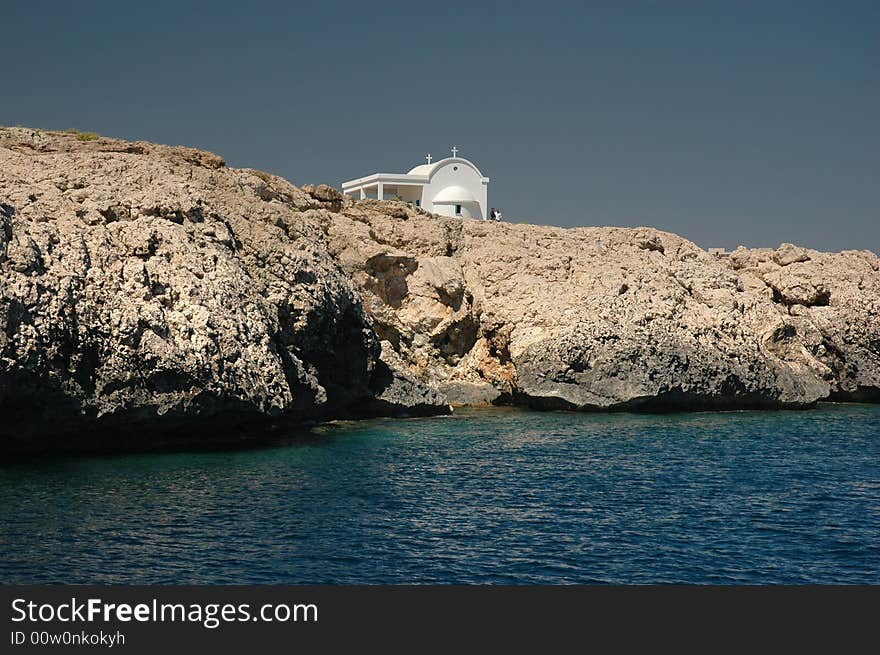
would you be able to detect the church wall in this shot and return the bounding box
[423,160,487,219]
[434,201,482,219]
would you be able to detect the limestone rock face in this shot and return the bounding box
[0,127,447,449]
[320,205,880,411]
[725,245,880,401]
[2,126,879,451]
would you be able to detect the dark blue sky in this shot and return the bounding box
[3,1,878,250]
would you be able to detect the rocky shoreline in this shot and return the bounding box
[2,127,878,453]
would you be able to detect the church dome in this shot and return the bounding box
[407,164,433,175]
[408,157,485,178]
[431,185,478,203]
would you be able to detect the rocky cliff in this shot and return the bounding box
[321,203,879,411]
[0,128,444,452]
[2,128,878,451]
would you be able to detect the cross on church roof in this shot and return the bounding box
[425,154,432,164]
[451,146,459,157]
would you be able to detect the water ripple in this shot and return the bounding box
[1,404,879,584]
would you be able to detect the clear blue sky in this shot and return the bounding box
[3,1,878,251]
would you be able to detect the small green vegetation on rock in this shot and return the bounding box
[250,169,273,184]
[66,129,100,141]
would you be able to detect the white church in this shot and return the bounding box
[342,147,490,220]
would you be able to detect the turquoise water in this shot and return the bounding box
[1,404,879,584]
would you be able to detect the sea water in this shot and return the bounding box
[1,404,878,584]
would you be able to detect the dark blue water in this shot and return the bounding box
[1,404,879,584]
